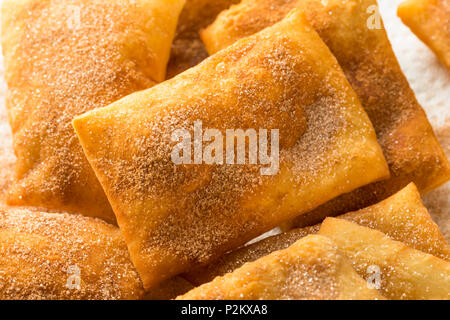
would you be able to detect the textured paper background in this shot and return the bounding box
[0,0,448,239]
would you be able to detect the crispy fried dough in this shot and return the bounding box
[319,218,450,300]
[1,0,185,222]
[184,183,449,285]
[398,0,450,70]
[0,206,144,300]
[166,0,239,78]
[0,205,196,299]
[201,0,450,227]
[0,103,14,202]
[177,235,385,300]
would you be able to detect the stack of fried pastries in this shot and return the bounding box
[201,0,450,228]
[0,0,449,300]
[1,0,185,222]
[398,0,450,71]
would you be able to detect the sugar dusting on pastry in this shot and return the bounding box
[379,0,450,241]
[319,218,450,300]
[178,235,384,300]
[185,183,449,286]
[166,0,239,78]
[83,30,346,268]
[200,0,298,55]
[180,236,343,300]
[0,206,144,300]
[109,37,319,264]
[2,0,180,221]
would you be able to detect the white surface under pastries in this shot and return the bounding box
[0,0,448,239]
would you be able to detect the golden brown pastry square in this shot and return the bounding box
[398,0,450,70]
[319,218,450,300]
[201,0,450,227]
[73,10,388,289]
[1,0,185,222]
[166,0,239,78]
[0,206,144,300]
[184,183,450,285]
[177,235,385,300]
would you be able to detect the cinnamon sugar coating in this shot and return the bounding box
[184,227,315,286]
[1,0,185,222]
[0,206,144,300]
[202,0,450,227]
[0,98,14,202]
[74,10,388,289]
[177,235,385,300]
[319,218,450,300]
[0,205,197,300]
[166,0,239,78]
[184,183,450,285]
[143,277,194,300]
[398,0,450,70]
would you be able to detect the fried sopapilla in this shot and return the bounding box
[166,0,239,78]
[177,235,385,300]
[319,218,450,300]
[184,183,450,285]
[0,205,196,300]
[0,206,144,300]
[1,0,185,222]
[201,0,450,227]
[398,0,450,70]
[73,10,388,289]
